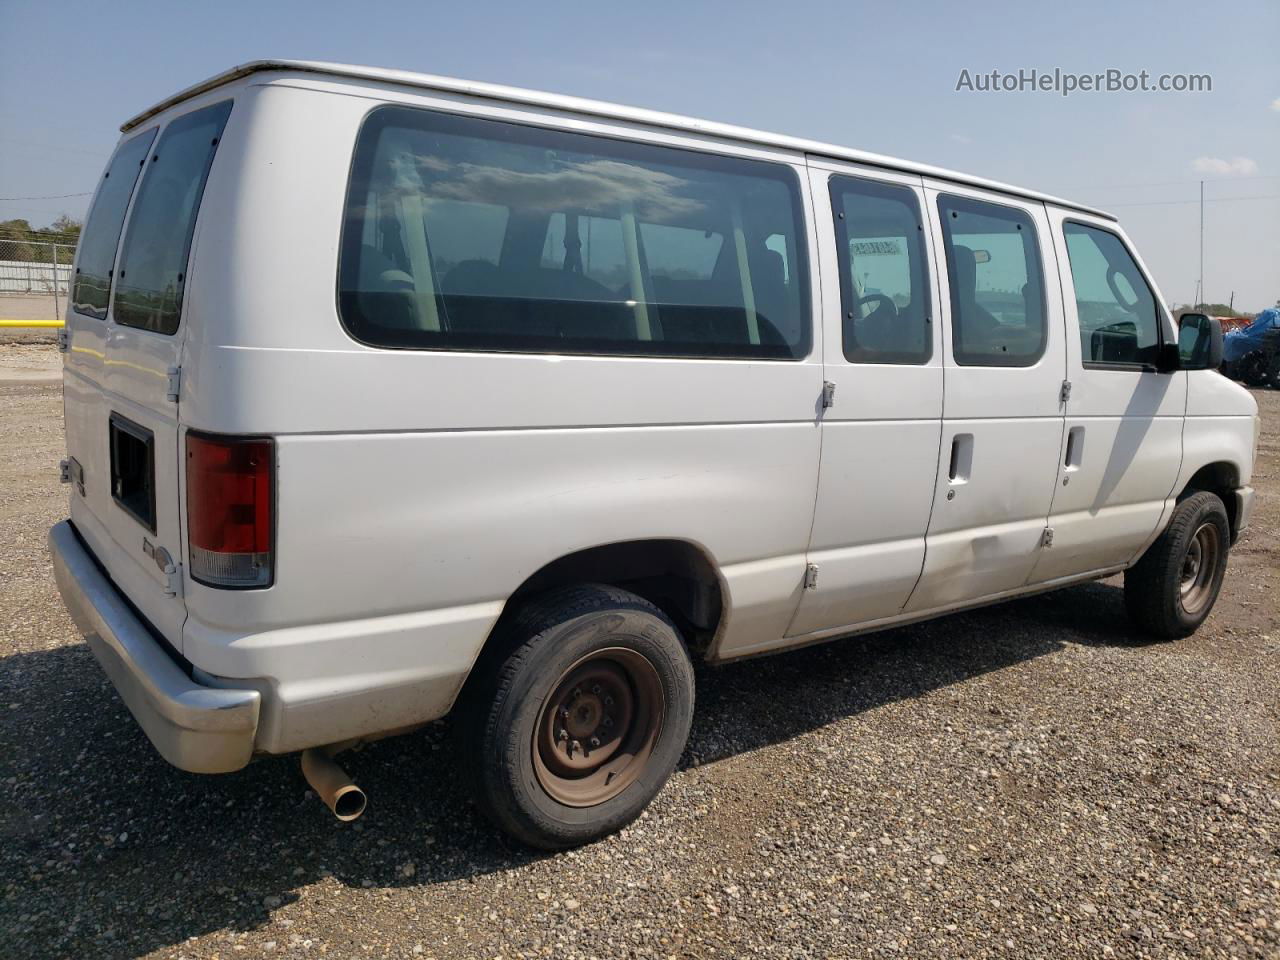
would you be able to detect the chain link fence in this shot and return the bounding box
[0,235,77,324]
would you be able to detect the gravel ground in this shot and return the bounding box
[1,354,1277,960]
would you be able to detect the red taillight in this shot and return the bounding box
[186,433,274,588]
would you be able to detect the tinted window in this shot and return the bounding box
[338,106,810,359]
[830,176,931,364]
[71,129,156,319]
[938,195,1047,367]
[1063,222,1161,366]
[114,101,232,335]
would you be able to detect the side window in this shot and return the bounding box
[71,129,157,320]
[829,176,931,364]
[113,100,233,335]
[938,195,1047,367]
[337,106,810,360]
[1062,222,1161,367]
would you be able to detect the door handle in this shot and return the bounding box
[948,433,973,485]
[1064,426,1085,471]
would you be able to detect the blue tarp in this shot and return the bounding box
[1223,308,1280,364]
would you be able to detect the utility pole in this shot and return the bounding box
[1198,180,1205,309]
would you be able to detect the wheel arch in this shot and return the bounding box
[1178,460,1241,538]
[491,538,728,657]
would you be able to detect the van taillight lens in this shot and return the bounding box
[186,433,274,588]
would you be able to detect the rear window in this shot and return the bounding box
[113,100,232,335]
[71,129,156,320]
[338,106,810,360]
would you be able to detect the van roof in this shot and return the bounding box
[121,59,1115,221]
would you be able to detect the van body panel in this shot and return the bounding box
[185,599,503,753]
[1178,415,1257,491]
[185,424,819,636]
[173,80,825,702]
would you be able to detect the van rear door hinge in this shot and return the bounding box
[1042,527,1055,547]
[1059,379,1072,404]
[60,457,84,496]
[821,381,836,409]
[56,328,69,352]
[803,563,819,589]
[163,562,184,599]
[165,366,181,402]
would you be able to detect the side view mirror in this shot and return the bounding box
[1177,312,1224,371]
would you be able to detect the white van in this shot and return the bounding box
[50,60,1258,849]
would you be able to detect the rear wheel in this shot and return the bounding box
[457,584,694,850]
[1124,491,1230,638]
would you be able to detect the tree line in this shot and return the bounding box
[0,216,82,264]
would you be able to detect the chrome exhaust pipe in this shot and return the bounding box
[301,746,367,821]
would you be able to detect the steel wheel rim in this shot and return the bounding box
[1179,521,1221,615]
[533,647,665,807]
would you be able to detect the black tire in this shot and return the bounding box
[1124,491,1230,639]
[1239,351,1270,387]
[1267,352,1280,389]
[455,584,694,850]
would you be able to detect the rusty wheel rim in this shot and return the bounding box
[533,648,665,807]
[1179,521,1220,615]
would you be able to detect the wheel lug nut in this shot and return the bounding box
[592,685,602,695]
[570,740,581,755]
[602,716,613,727]
[603,696,613,707]
[557,728,568,740]
[558,707,569,720]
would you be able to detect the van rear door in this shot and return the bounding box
[63,100,233,652]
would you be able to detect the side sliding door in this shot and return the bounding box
[905,185,1067,612]
[785,160,943,638]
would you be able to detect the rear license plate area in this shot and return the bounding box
[109,413,156,532]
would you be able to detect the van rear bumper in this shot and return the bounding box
[48,520,260,773]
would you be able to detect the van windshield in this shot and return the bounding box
[113,100,232,335]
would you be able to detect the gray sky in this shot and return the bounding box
[3,0,1276,311]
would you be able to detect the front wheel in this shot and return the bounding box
[1124,491,1230,639]
[456,584,694,850]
